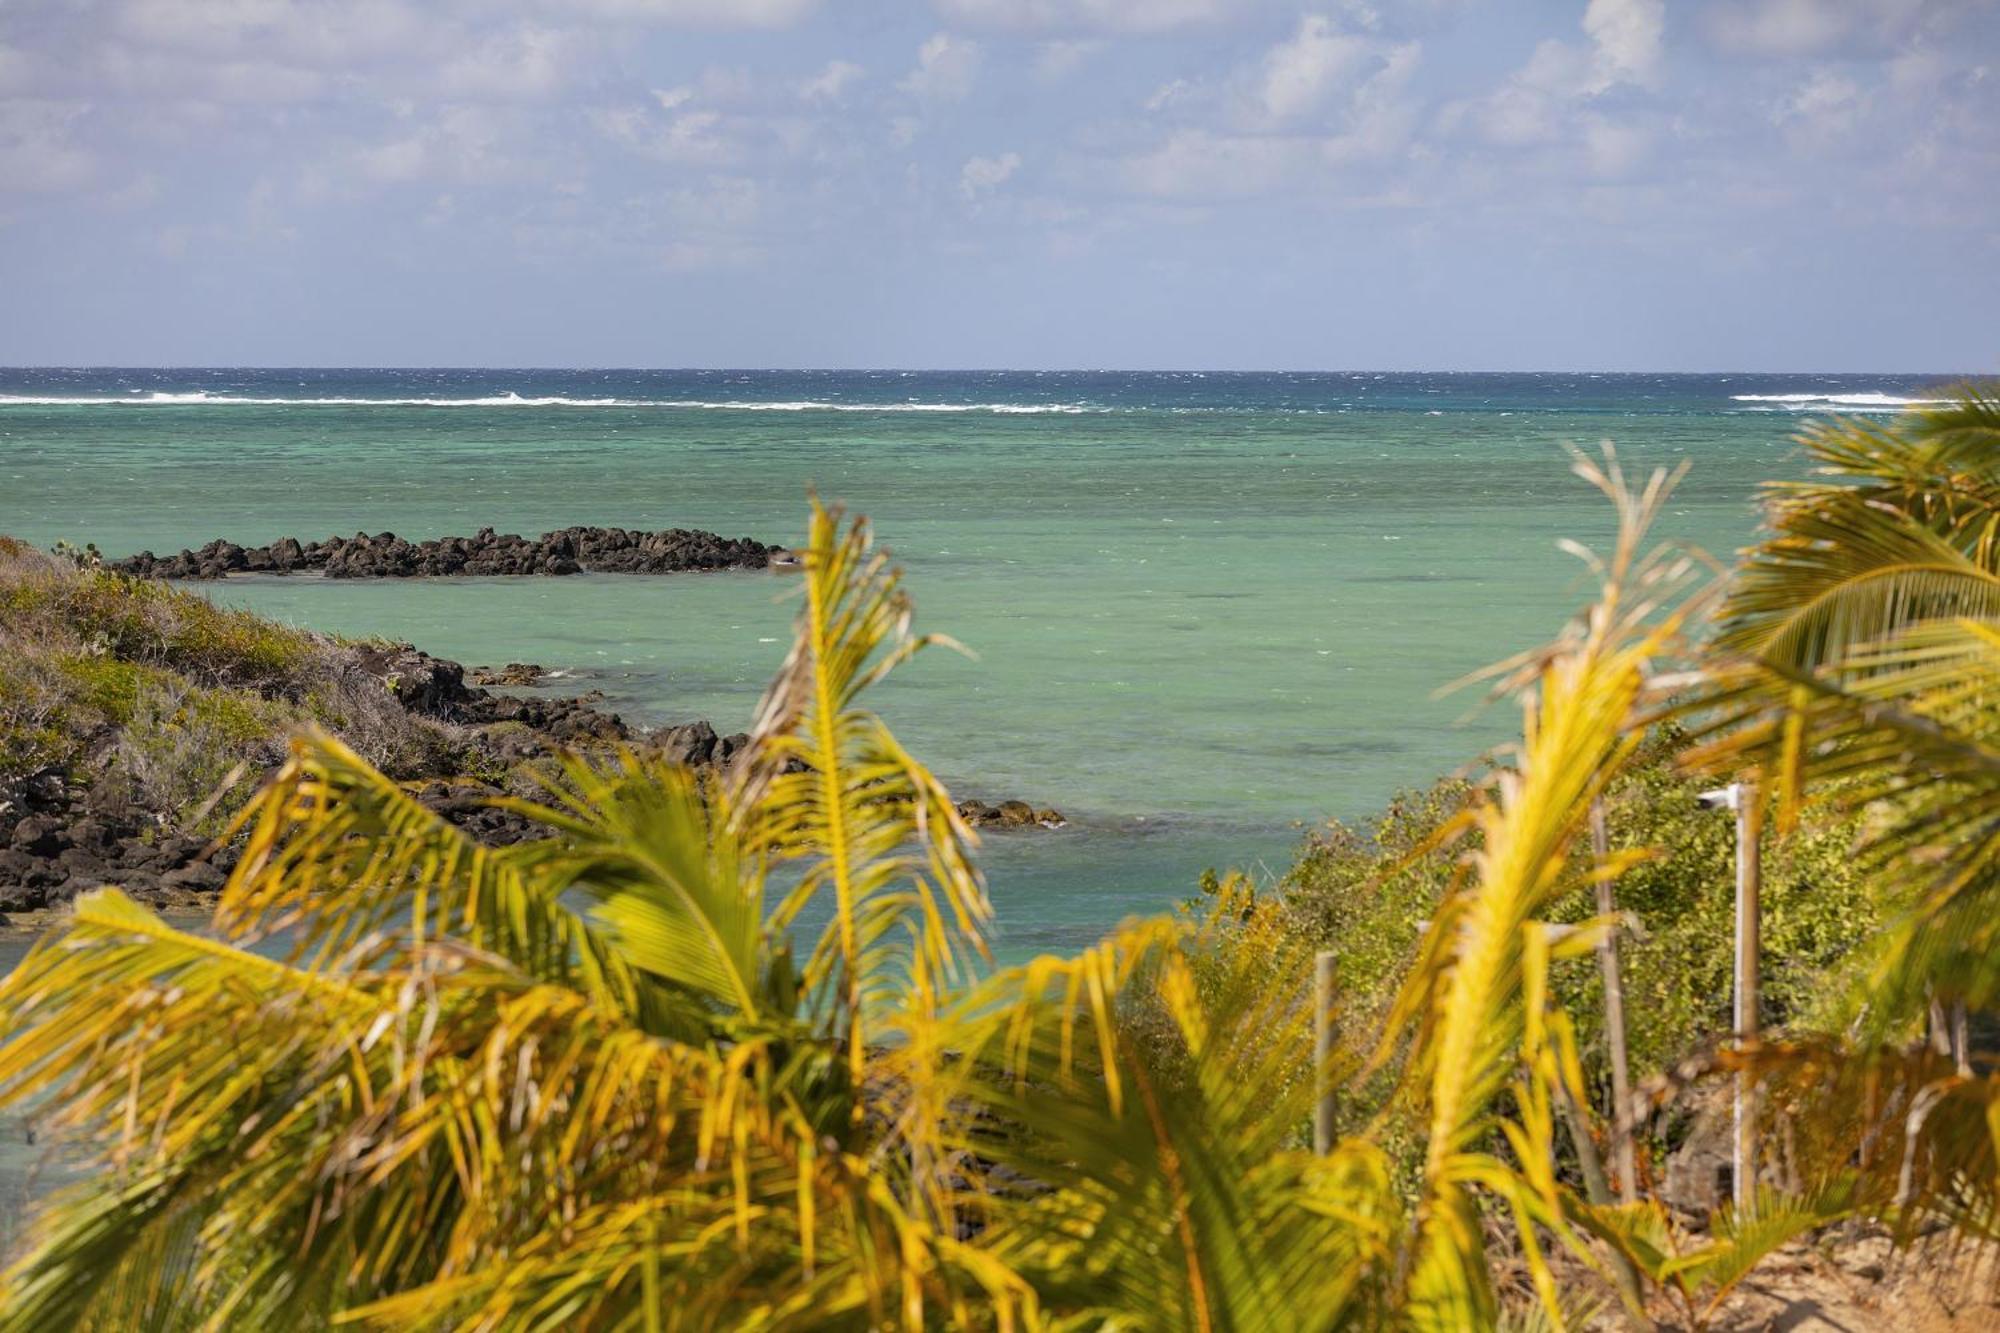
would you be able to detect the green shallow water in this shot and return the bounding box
[4,366,1950,1247]
[0,369,1936,957]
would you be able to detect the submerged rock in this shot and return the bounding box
[469,662,548,687]
[956,799,1067,830]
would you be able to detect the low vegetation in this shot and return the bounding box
[1260,725,1879,1141]
[0,539,475,816]
[0,388,1995,1329]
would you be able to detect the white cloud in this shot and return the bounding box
[1453,40,1588,146]
[1440,0,1663,158]
[1119,13,1422,198]
[691,66,756,102]
[1774,66,1871,148]
[0,99,95,194]
[355,136,428,184]
[1779,67,1863,124]
[1034,39,1102,80]
[669,175,762,228]
[654,238,760,270]
[1698,0,1974,59]
[1582,115,1651,175]
[1123,129,1309,197]
[346,105,532,189]
[960,149,1021,197]
[1145,78,1193,113]
[1260,14,1379,121]
[1321,39,1421,163]
[115,0,432,66]
[439,25,580,100]
[1701,0,1862,57]
[1582,0,1665,91]
[800,59,864,101]
[560,0,818,27]
[101,172,163,211]
[594,102,741,166]
[900,33,981,101]
[0,43,32,96]
[933,0,1224,32]
[651,109,733,163]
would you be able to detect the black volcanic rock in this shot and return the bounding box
[110,526,780,581]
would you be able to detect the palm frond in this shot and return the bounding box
[733,497,991,1081]
[217,728,642,1016]
[907,908,1399,1329]
[497,747,787,1043]
[1715,385,2000,672]
[0,888,847,1329]
[1691,616,2000,1020]
[1713,493,2000,671]
[1394,448,1707,1329]
[1779,385,2000,525]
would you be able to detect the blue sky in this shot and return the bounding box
[1,0,1995,370]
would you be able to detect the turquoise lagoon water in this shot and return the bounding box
[0,369,1963,956]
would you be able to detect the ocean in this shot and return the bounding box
[0,368,1962,958]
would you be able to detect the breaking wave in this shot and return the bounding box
[0,390,1107,413]
[1729,391,1949,411]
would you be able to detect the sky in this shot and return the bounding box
[1,0,1996,371]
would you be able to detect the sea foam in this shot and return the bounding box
[1729,391,1948,410]
[0,390,1105,413]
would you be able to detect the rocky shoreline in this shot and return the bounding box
[0,645,1063,924]
[111,525,782,581]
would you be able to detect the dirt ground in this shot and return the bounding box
[1704,1229,2000,1332]
[1581,1225,2000,1332]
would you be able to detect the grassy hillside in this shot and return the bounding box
[0,538,486,815]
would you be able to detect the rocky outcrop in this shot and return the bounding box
[469,662,547,687]
[111,526,780,581]
[0,766,237,917]
[0,642,1062,919]
[350,645,635,746]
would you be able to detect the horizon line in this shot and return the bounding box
[0,365,1984,377]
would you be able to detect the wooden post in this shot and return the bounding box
[1733,782,1762,1214]
[1314,950,1337,1156]
[1590,798,1638,1203]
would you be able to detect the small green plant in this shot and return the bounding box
[1573,1183,1855,1331]
[49,540,101,571]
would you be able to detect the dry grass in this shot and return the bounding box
[0,540,487,827]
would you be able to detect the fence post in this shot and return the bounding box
[1314,951,1337,1156]
[1590,798,1638,1203]
[1733,781,1762,1214]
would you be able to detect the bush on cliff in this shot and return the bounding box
[1262,725,1877,1123]
[0,540,482,826]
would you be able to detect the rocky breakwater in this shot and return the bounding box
[111,526,781,581]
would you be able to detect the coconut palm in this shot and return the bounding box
[1694,388,2000,1018]
[0,499,1017,1329]
[0,461,1737,1330]
[1684,384,2000,1245]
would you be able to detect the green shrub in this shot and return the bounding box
[1261,726,1878,1115]
[104,683,288,830]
